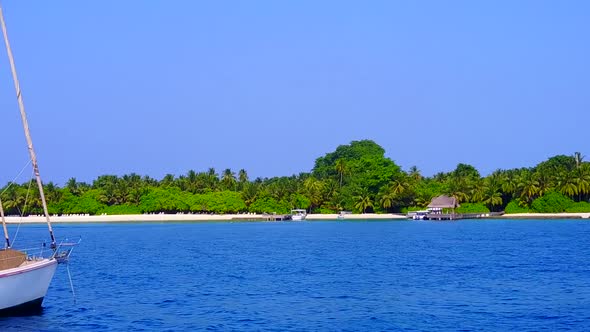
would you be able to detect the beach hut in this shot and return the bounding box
[427,195,460,215]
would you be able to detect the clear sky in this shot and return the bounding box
[0,1,588,185]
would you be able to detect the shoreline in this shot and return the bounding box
[497,212,590,219]
[2,212,589,223]
[3,213,408,224]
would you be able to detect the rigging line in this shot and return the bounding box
[0,159,32,196]
[65,245,78,304]
[11,173,33,246]
[66,262,77,304]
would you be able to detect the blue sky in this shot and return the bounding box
[0,1,588,185]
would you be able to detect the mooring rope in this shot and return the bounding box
[66,260,77,304]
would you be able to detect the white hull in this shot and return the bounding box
[0,258,57,311]
[291,215,306,221]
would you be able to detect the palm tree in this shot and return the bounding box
[126,188,144,205]
[516,170,540,205]
[321,179,339,205]
[379,192,395,212]
[446,177,471,203]
[556,170,578,198]
[334,159,348,187]
[207,168,217,177]
[303,177,324,212]
[98,182,122,205]
[186,170,198,193]
[266,181,283,200]
[93,175,119,190]
[238,169,249,184]
[160,174,175,187]
[142,175,158,187]
[500,170,518,196]
[481,177,502,211]
[413,195,431,208]
[2,183,26,215]
[470,179,485,203]
[389,179,408,196]
[237,169,249,191]
[176,175,188,191]
[66,177,82,196]
[574,152,585,169]
[221,168,237,191]
[576,163,590,201]
[408,166,422,182]
[44,181,61,204]
[535,171,552,198]
[354,194,373,214]
[240,182,259,207]
[433,172,447,182]
[17,181,40,215]
[207,168,219,190]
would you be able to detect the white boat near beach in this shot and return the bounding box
[291,209,307,221]
[0,5,75,315]
[409,210,429,220]
[337,211,352,220]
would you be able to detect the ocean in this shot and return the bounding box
[2,219,589,331]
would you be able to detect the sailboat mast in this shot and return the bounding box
[0,196,9,248]
[0,6,56,248]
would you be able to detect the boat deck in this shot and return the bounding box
[0,249,48,270]
[0,249,26,270]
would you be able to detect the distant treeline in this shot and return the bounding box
[1,140,589,216]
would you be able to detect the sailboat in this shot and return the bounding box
[0,5,73,315]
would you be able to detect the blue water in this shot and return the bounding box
[1,219,590,331]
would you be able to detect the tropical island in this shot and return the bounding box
[1,140,589,221]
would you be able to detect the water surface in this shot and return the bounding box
[1,219,589,331]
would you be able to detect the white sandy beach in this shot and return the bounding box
[2,212,589,223]
[497,213,590,219]
[2,213,409,223]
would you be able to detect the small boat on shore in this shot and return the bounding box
[290,209,307,221]
[337,211,352,220]
[408,210,429,220]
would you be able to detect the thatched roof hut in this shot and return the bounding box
[427,195,460,209]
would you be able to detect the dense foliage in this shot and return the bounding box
[1,140,589,216]
[530,192,574,213]
[455,203,490,214]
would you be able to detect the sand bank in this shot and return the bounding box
[4,214,246,224]
[3,213,407,224]
[307,214,407,220]
[2,212,588,224]
[497,213,590,219]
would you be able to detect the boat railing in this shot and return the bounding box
[53,237,82,264]
[0,245,51,262]
[1,236,81,263]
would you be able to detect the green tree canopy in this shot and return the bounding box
[313,140,387,177]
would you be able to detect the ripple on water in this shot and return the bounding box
[1,220,589,331]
